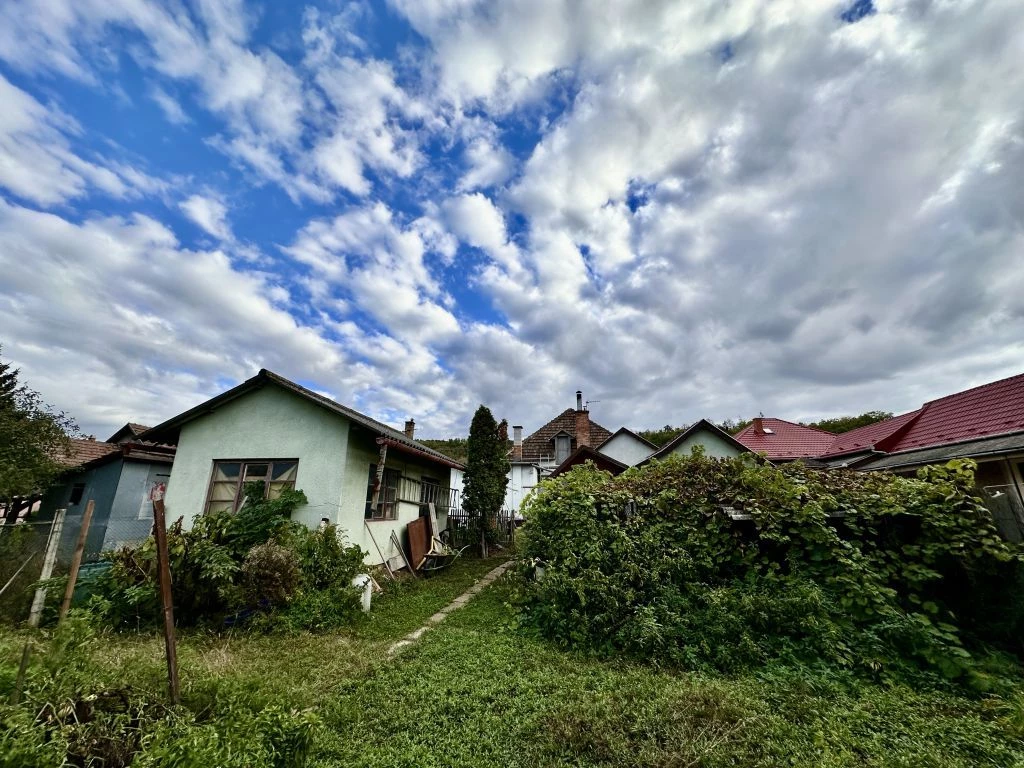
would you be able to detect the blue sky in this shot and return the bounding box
[1,0,1022,440]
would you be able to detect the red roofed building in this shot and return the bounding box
[734,418,836,461]
[817,372,1024,541]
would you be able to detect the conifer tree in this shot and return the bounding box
[463,405,510,556]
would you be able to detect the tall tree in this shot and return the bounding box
[0,349,78,514]
[462,405,510,556]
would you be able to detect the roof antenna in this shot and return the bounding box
[585,400,600,409]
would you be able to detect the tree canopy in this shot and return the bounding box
[0,349,78,505]
[463,405,510,528]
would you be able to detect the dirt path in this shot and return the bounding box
[387,559,515,655]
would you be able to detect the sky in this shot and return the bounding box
[1,0,1022,441]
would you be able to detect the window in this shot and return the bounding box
[365,464,400,520]
[555,434,571,464]
[205,459,298,514]
[69,483,86,505]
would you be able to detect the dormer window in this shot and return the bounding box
[555,433,571,463]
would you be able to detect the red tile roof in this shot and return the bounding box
[58,438,119,467]
[734,418,836,459]
[520,409,613,463]
[820,371,1024,458]
[888,372,1024,452]
[820,408,924,457]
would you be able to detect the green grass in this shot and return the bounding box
[4,555,1024,767]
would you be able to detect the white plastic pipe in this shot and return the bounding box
[352,573,373,613]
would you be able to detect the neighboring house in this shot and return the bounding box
[140,369,464,567]
[817,372,1024,541]
[37,427,176,560]
[733,418,836,462]
[506,391,614,510]
[596,427,658,466]
[638,419,753,464]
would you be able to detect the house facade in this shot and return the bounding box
[37,427,175,561]
[505,391,614,510]
[638,419,752,464]
[142,370,463,567]
[595,427,657,466]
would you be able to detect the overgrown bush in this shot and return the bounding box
[0,619,316,767]
[516,453,1021,682]
[86,486,366,632]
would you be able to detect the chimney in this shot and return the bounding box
[512,425,523,461]
[575,392,591,448]
[404,419,415,439]
[752,418,764,434]
[87,435,96,442]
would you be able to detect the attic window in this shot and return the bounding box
[763,427,774,434]
[555,434,571,464]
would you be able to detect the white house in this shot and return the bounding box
[595,427,658,466]
[141,369,463,567]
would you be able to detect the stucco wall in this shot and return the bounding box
[344,428,451,566]
[164,385,350,531]
[665,430,744,460]
[598,433,654,466]
[504,463,538,512]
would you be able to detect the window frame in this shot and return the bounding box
[554,433,571,464]
[68,482,86,506]
[204,459,299,515]
[365,464,401,521]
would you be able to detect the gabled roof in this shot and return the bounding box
[596,427,658,452]
[106,422,152,444]
[140,369,464,470]
[819,409,924,458]
[520,408,613,463]
[734,418,835,460]
[548,445,629,478]
[58,438,120,467]
[641,419,753,463]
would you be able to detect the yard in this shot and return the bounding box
[3,554,1024,767]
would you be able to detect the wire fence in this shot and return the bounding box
[0,503,152,625]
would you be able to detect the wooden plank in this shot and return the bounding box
[29,507,65,628]
[59,499,94,622]
[152,496,180,705]
[407,517,428,572]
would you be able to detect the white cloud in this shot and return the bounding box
[0,73,166,206]
[149,86,190,125]
[179,194,232,241]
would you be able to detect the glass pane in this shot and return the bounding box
[213,462,241,481]
[272,461,298,481]
[267,481,295,499]
[206,500,234,514]
[210,482,238,502]
[244,463,269,480]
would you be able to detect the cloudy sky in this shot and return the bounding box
[1,0,1022,440]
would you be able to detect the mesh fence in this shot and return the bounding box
[0,506,152,625]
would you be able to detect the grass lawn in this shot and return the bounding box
[3,554,1024,767]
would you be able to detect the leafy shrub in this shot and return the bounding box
[242,542,300,608]
[516,454,1020,681]
[85,486,366,632]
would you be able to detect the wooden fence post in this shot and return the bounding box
[59,499,94,622]
[29,508,65,628]
[152,496,180,705]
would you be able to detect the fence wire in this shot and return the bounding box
[0,506,152,625]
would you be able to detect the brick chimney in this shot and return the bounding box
[752,417,764,434]
[404,419,415,439]
[575,391,591,447]
[512,425,523,461]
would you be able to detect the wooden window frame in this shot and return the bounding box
[204,459,299,515]
[365,464,401,521]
